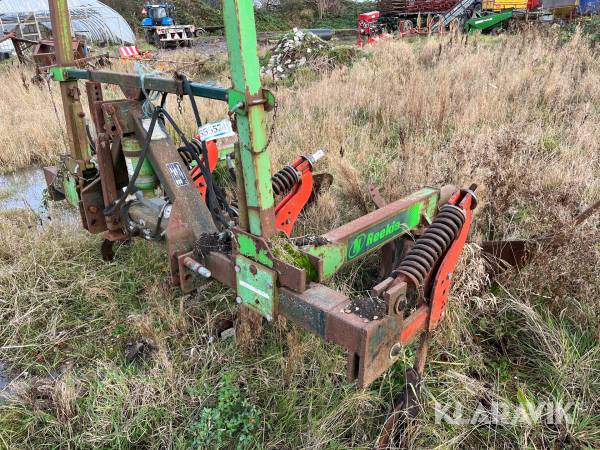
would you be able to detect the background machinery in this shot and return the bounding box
[464,9,515,32]
[378,0,482,33]
[141,3,196,48]
[358,0,543,40]
[45,0,480,443]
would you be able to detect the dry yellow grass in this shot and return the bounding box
[0,54,225,173]
[0,64,67,172]
[267,31,600,241]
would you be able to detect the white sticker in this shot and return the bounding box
[198,119,235,142]
[166,162,189,187]
[142,118,168,141]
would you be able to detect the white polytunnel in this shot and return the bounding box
[0,0,136,48]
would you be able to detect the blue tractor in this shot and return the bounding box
[141,3,196,48]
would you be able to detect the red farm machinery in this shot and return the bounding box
[357,0,544,43]
[358,0,484,43]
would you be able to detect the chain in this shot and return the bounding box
[264,100,278,152]
[177,94,184,115]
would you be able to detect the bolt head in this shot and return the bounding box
[266,314,273,322]
[234,265,241,273]
[235,296,242,304]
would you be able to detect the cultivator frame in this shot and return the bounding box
[46,0,478,441]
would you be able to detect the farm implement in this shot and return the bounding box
[141,3,196,48]
[0,32,108,74]
[45,0,482,444]
[357,0,540,42]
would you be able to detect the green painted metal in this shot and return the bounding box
[49,67,70,82]
[424,194,438,223]
[223,0,276,238]
[236,255,277,318]
[63,174,79,208]
[122,137,158,197]
[48,0,73,65]
[304,189,440,280]
[237,233,274,268]
[465,10,513,32]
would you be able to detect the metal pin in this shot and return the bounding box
[184,257,211,278]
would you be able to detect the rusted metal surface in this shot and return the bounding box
[205,252,236,288]
[179,251,236,293]
[377,368,421,449]
[369,184,387,209]
[32,40,87,68]
[38,53,110,72]
[80,178,107,234]
[130,107,217,240]
[480,239,539,270]
[273,259,307,293]
[480,199,599,272]
[167,205,196,286]
[42,166,65,201]
[178,252,199,293]
[95,135,122,232]
[102,100,138,139]
[85,81,104,129]
[279,283,431,388]
[279,284,347,338]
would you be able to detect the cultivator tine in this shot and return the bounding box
[377,368,422,449]
[574,199,600,227]
[481,198,600,274]
[377,336,432,450]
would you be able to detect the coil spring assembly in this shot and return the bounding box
[178,139,204,167]
[271,165,300,196]
[396,204,466,291]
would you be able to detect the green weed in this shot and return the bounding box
[189,372,261,449]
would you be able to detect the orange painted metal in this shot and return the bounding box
[189,140,219,200]
[400,305,430,345]
[274,157,314,236]
[428,190,476,331]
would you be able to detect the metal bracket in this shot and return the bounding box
[235,255,277,320]
[227,88,276,116]
[49,66,71,82]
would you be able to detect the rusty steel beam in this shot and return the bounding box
[279,283,430,387]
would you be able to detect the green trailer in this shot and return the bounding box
[465,9,514,32]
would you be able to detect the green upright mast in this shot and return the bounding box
[223,0,277,239]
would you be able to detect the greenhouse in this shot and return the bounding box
[0,0,135,53]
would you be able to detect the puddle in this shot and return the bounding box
[0,168,47,212]
[0,362,9,391]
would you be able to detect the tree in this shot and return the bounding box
[310,0,341,19]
